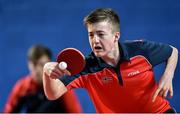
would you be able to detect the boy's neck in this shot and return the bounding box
[101,44,120,67]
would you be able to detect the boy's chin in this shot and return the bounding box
[94,52,105,57]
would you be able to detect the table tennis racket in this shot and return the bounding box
[56,48,86,76]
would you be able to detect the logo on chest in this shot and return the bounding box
[127,70,140,77]
[101,76,113,84]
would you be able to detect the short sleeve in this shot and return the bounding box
[59,74,86,90]
[140,40,173,67]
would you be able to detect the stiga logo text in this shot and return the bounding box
[127,70,140,77]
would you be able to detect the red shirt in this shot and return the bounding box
[60,40,173,113]
[4,75,82,113]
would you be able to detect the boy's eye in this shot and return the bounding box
[89,34,93,37]
[98,33,105,38]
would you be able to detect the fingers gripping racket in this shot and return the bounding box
[56,48,86,76]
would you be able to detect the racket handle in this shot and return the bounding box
[59,61,67,70]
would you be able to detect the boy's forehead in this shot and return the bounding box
[87,21,112,32]
[36,55,50,65]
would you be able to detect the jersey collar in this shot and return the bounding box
[90,41,130,68]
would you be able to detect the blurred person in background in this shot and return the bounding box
[4,44,82,113]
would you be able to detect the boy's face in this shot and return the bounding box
[87,21,119,57]
[29,55,50,85]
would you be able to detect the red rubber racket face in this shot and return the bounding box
[56,48,85,76]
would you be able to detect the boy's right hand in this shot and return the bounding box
[43,62,71,79]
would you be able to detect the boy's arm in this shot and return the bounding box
[43,62,70,100]
[4,79,25,112]
[152,46,178,102]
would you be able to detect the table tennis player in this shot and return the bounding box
[43,8,178,113]
[4,44,82,113]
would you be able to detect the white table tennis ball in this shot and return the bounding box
[59,61,67,70]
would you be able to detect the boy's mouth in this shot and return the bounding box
[94,46,102,50]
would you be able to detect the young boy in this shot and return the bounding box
[43,8,178,113]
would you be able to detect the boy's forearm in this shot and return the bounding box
[163,46,178,78]
[43,72,67,100]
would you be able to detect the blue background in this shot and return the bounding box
[0,0,179,112]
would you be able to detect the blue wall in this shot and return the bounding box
[0,0,179,112]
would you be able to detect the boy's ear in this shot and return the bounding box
[28,61,35,73]
[114,32,120,42]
